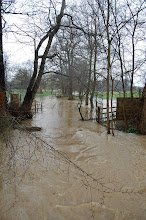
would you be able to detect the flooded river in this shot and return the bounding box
[0,97,146,220]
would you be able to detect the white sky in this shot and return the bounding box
[3,0,145,87]
[3,0,78,64]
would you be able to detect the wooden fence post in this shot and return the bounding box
[96,101,98,121]
[34,100,36,113]
[97,106,100,123]
[0,91,6,115]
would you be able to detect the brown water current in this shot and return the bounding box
[0,97,146,220]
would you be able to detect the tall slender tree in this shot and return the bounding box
[0,0,15,112]
[0,0,5,93]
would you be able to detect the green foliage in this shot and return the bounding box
[115,121,142,135]
[127,127,141,134]
[10,68,31,90]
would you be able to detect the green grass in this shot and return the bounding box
[7,90,141,100]
[35,91,54,97]
[6,90,55,99]
[95,91,141,99]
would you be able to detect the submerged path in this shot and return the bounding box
[0,97,146,220]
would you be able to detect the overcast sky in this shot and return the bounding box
[3,0,145,86]
[3,0,78,64]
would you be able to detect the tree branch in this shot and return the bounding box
[43,71,69,77]
[38,53,58,59]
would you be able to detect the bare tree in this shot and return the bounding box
[0,0,16,114]
[90,18,98,108]
[125,0,145,98]
[0,0,5,93]
[56,12,83,100]
[20,0,66,116]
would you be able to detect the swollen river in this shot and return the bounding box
[0,97,146,220]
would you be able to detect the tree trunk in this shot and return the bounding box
[90,19,97,109]
[118,35,127,130]
[20,0,66,116]
[90,60,96,109]
[86,46,93,105]
[67,50,73,100]
[107,40,111,134]
[68,77,73,100]
[106,0,110,134]
[0,0,5,93]
[20,34,54,114]
[0,0,6,113]
[111,77,114,136]
[130,36,134,99]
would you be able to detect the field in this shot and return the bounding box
[95,91,141,99]
[7,90,141,100]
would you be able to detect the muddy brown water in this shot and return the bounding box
[0,97,146,220]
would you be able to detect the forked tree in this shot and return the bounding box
[20,0,66,115]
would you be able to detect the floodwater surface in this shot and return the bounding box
[0,97,146,220]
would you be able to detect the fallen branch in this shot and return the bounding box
[25,126,42,132]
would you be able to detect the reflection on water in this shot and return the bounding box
[0,97,146,220]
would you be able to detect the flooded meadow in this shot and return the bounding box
[0,97,146,220]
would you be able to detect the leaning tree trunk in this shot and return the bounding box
[20,34,54,114]
[20,0,65,116]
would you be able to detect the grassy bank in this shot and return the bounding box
[7,90,141,100]
[36,91,55,97]
[95,91,141,99]
[6,90,56,99]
